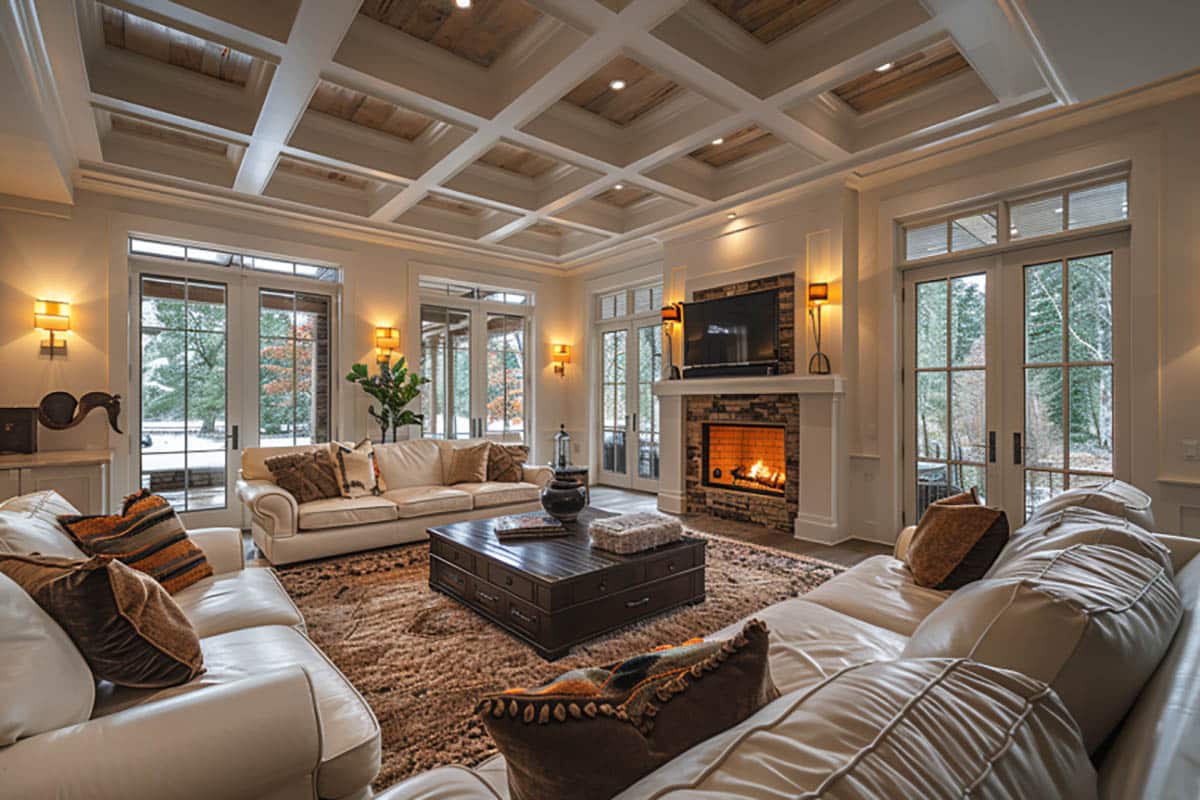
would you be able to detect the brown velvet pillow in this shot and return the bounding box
[0,553,204,688]
[477,620,779,800]
[487,444,528,483]
[264,450,342,503]
[907,490,1009,590]
[444,442,491,484]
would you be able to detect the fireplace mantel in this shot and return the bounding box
[652,374,845,398]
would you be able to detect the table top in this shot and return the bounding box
[428,507,701,584]
[0,449,114,468]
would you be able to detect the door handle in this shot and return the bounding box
[988,431,996,463]
[227,424,239,451]
[1012,432,1022,465]
[633,413,638,432]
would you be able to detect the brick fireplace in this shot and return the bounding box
[702,423,787,496]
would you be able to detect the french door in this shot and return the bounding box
[135,263,335,528]
[597,320,662,490]
[904,232,1127,524]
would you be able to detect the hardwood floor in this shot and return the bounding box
[589,485,892,568]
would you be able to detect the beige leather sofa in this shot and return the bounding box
[383,485,1200,799]
[0,490,381,800]
[237,438,554,565]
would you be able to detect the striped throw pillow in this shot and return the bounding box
[58,490,212,594]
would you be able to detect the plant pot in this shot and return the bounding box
[541,478,587,522]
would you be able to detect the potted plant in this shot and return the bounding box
[344,357,430,443]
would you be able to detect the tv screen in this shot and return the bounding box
[683,289,779,369]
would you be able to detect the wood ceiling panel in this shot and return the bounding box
[832,39,970,113]
[275,157,370,190]
[688,125,782,167]
[707,0,843,45]
[109,115,230,156]
[563,55,684,127]
[595,185,652,208]
[477,142,558,178]
[357,0,542,68]
[100,5,255,86]
[419,195,484,216]
[308,80,434,140]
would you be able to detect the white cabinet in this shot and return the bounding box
[0,451,111,514]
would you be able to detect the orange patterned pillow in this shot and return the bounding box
[58,490,212,594]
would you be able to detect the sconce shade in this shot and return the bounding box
[660,303,681,323]
[34,300,70,331]
[807,283,829,305]
[552,344,571,364]
[375,327,400,350]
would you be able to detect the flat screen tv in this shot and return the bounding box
[683,289,779,376]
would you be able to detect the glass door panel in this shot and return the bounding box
[634,324,662,489]
[599,329,629,483]
[420,304,472,439]
[258,289,331,446]
[485,313,527,443]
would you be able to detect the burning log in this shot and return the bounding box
[730,460,785,492]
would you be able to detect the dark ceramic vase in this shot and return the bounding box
[541,477,587,522]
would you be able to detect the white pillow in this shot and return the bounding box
[0,510,85,559]
[332,439,382,497]
[0,572,95,744]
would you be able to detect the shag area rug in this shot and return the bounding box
[275,518,843,789]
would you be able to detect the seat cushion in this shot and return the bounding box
[801,555,950,636]
[382,486,472,519]
[172,567,305,638]
[298,495,399,531]
[904,544,1182,752]
[989,506,1172,577]
[455,481,540,509]
[615,658,1097,800]
[1028,477,1154,529]
[93,624,381,799]
[374,439,443,489]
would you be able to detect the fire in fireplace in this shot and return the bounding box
[702,423,787,497]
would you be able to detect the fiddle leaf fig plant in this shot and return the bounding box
[344,356,430,443]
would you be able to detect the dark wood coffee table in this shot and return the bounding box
[428,508,706,660]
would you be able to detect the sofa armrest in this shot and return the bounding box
[522,465,554,488]
[237,479,298,538]
[894,524,917,561]
[187,526,244,574]
[0,668,322,800]
[375,765,503,800]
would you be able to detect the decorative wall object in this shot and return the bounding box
[0,408,38,453]
[37,391,123,434]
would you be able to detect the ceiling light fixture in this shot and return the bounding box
[875,62,894,72]
[455,0,471,8]
[614,183,624,190]
[711,137,724,146]
[609,79,626,91]
[727,212,737,219]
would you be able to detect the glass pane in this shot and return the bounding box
[916,371,947,460]
[950,211,997,251]
[1069,181,1127,229]
[141,277,186,327]
[186,281,226,333]
[1067,254,1112,362]
[1068,365,1113,474]
[1025,469,1065,520]
[603,384,617,428]
[259,291,294,340]
[131,238,187,259]
[906,221,948,260]
[420,305,471,440]
[950,274,986,367]
[951,370,986,462]
[956,464,987,504]
[187,331,226,453]
[142,452,186,506]
[916,280,947,368]
[185,465,224,510]
[1024,261,1063,363]
[916,460,947,519]
[259,337,294,446]
[1010,194,1064,239]
[1025,366,1064,468]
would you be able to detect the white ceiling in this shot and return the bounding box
[3,0,1198,268]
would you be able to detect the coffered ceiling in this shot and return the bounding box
[19,0,1185,267]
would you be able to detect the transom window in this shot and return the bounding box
[418,275,531,305]
[130,237,340,282]
[599,284,663,320]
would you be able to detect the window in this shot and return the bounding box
[599,290,628,320]
[599,284,662,320]
[904,209,998,261]
[418,276,531,305]
[486,314,527,442]
[1010,180,1128,240]
[420,305,472,439]
[258,290,331,446]
[130,237,340,282]
[633,285,664,314]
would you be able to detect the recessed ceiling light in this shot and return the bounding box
[875,62,893,73]
[614,183,624,190]
[609,79,626,91]
[455,0,471,7]
[711,137,724,146]
[727,212,737,219]
[1054,207,1063,214]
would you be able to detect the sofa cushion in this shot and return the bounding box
[0,489,81,526]
[374,439,444,489]
[487,445,528,483]
[93,624,381,799]
[989,506,1172,577]
[241,444,329,481]
[442,441,491,484]
[615,658,1097,800]
[904,544,1181,752]
[265,449,341,503]
[172,567,305,638]
[333,440,382,497]
[0,509,85,559]
[456,482,540,509]
[0,572,94,745]
[801,555,950,636]
[298,496,399,531]
[1027,477,1154,529]
[905,491,1009,589]
[382,486,473,519]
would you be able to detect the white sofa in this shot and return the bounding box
[237,438,554,565]
[0,490,381,800]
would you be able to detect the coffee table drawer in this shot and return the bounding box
[472,584,506,616]
[644,549,696,582]
[606,571,698,625]
[488,563,535,602]
[431,558,473,598]
[507,596,544,638]
[431,539,477,575]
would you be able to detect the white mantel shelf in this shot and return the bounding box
[653,374,846,397]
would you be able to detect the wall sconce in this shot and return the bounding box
[375,327,400,364]
[807,283,831,375]
[35,300,70,359]
[660,303,683,379]
[552,344,571,377]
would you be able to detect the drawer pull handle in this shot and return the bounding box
[448,573,464,588]
[478,590,498,604]
[626,596,650,609]
[505,576,514,586]
[667,561,675,572]
[511,608,537,625]
[598,581,608,593]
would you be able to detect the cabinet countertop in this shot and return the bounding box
[0,449,114,468]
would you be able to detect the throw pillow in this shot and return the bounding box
[906,490,1009,589]
[487,444,528,483]
[59,491,212,594]
[333,439,381,497]
[264,450,342,503]
[0,553,205,688]
[444,441,491,484]
[477,620,779,800]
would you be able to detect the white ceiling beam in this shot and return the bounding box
[232,0,359,195]
[32,0,101,162]
[921,0,1047,102]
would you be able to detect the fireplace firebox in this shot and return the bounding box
[701,423,787,497]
